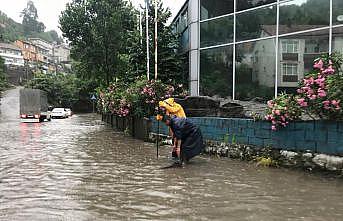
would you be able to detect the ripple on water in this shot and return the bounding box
[1,112,343,220]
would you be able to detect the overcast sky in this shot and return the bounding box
[0,0,186,35]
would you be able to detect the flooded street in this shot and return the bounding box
[1,88,343,221]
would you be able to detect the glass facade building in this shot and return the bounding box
[172,0,343,101]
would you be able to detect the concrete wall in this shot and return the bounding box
[150,117,343,155]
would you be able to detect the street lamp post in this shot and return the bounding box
[154,0,158,80]
[145,0,150,80]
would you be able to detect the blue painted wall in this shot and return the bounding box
[150,117,343,155]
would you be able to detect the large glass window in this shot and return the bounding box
[278,29,329,93]
[200,46,233,97]
[237,0,276,12]
[179,28,189,52]
[333,0,343,26]
[279,0,330,35]
[332,27,343,54]
[176,10,188,33]
[200,16,234,48]
[236,5,277,42]
[235,38,275,101]
[200,0,234,20]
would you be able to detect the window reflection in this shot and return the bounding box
[200,46,233,97]
[237,0,276,11]
[236,5,276,42]
[279,0,329,35]
[235,39,275,101]
[200,0,234,20]
[180,28,189,52]
[332,27,343,71]
[278,29,329,93]
[333,0,343,25]
[332,27,343,53]
[200,16,234,48]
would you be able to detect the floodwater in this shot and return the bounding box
[1,88,343,221]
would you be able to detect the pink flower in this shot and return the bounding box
[275,109,281,115]
[317,89,327,98]
[331,100,340,106]
[301,86,310,92]
[322,66,335,75]
[308,94,317,100]
[322,100,331,110]
[281,116,286,122]
[267,100,274,108]
[271,125,276,131]
[297,98,308,107]
[314,77,325,88]
[313,59,324,70]
[307,89,314,96]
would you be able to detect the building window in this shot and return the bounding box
[200,0,234,20]
[282,63,298,82]
[282,40,299,53]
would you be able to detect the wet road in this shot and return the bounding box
[1,88,343,221]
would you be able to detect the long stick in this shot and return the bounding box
[157,119,159,158]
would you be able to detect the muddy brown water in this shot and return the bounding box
[1,88,343,221]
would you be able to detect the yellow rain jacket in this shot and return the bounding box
[158,98,186,118]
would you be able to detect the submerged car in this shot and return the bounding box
[51,108,68,118]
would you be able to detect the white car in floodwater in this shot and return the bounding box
[65,108,73,117]
[51,108,68,119]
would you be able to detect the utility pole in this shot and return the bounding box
[139,7,143,45]
[154,0,158,80]
[145,0,150,80]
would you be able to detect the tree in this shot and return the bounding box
[26,72,79,107]
[21,0,45,34]
[128,1,186,86]
[59,0,136,86]
[0,57,7,91]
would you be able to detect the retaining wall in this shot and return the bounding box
[103,114,343,155]
[150,117,343,155]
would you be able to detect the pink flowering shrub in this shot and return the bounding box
[266,53,343,130]
[296,54,343,120]
[265,93,302,130]
[97,76,187,117]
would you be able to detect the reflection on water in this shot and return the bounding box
[1,90,343,220]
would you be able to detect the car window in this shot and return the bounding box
[53,108,64,111]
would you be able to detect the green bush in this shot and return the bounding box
[97,76,187,117]
[266,53,343,130]
[0,57,7,92]
[26,72,79,107]
[296,53,343,120]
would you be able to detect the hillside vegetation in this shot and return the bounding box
[0,10,62,43]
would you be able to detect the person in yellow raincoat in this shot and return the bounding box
[158,98,186,159]
[158,98,186,118]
